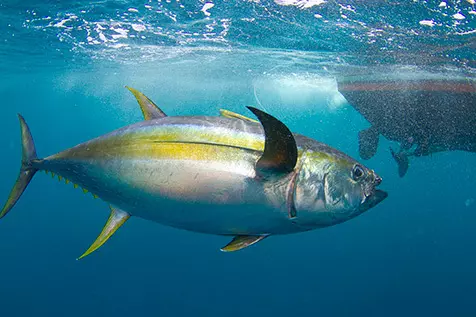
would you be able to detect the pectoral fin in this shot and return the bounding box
[219,109,259,123]
[247,107,298,175]
[220,235,267,252]
[77,206,130,260]
[125,86,167,120]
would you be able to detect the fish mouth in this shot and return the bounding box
[360,171,387,211]
[361,189,388,212]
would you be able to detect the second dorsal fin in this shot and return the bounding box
[247,107,298,175]
[219,109,259,123]
[125,86,167,120]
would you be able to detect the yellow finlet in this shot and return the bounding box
[92,194,99,199]
[73,184,78,189]
[58,175,62,182]
[65,179,70,184]
[220,235,267,252]
[77,206,130,260]
[51,172,55,178]
[219,109,259,123]
[82,188,88,194]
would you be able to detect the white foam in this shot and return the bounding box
[111,27,129,40]
[54,19,69,28]
[252,74,345,112]
[419,20,435,27]
[111,43,129,49]
[132,24,146,32]
[201,3,215,16]
[274,0,326,9]
[99,33,107,42]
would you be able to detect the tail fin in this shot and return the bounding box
[0,115,38,219]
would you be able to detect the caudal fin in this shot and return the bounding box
[0,115,39,219]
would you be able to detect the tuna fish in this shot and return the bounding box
[1,87,387,259]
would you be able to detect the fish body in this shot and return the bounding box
[1,87,387,258]
[40,116,292,235]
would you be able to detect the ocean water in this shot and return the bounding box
[1,1,475,316]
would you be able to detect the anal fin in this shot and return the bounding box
[220,235,267,252]
[77,206,130,260]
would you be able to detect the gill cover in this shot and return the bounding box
[247,107,300,219]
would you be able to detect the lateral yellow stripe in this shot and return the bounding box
[52,127,265,161]
[103,142,259,161]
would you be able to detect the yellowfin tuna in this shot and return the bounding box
[0,86,387,259]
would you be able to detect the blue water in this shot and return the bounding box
[1,1,475,316]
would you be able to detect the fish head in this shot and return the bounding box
[294,146,387,226]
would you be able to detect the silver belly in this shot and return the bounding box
[49,158,305,235]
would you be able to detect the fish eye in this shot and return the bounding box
[352,164,365,181]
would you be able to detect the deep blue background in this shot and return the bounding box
[1,71,475,317]
[1,0,476,315]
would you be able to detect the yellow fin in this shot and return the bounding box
[219,109,259,123]
[77,206,130,260]
[125,86,167,120]
[220,235,267,252]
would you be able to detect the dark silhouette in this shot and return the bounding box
[337,75,476,177]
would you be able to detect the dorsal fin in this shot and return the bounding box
[125,86,167,120]
[247,107,298,175]
[219,109,259,123]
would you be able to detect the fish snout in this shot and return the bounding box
[360,170,387,212]
[369,169,382,186]
[374,174,382,186]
